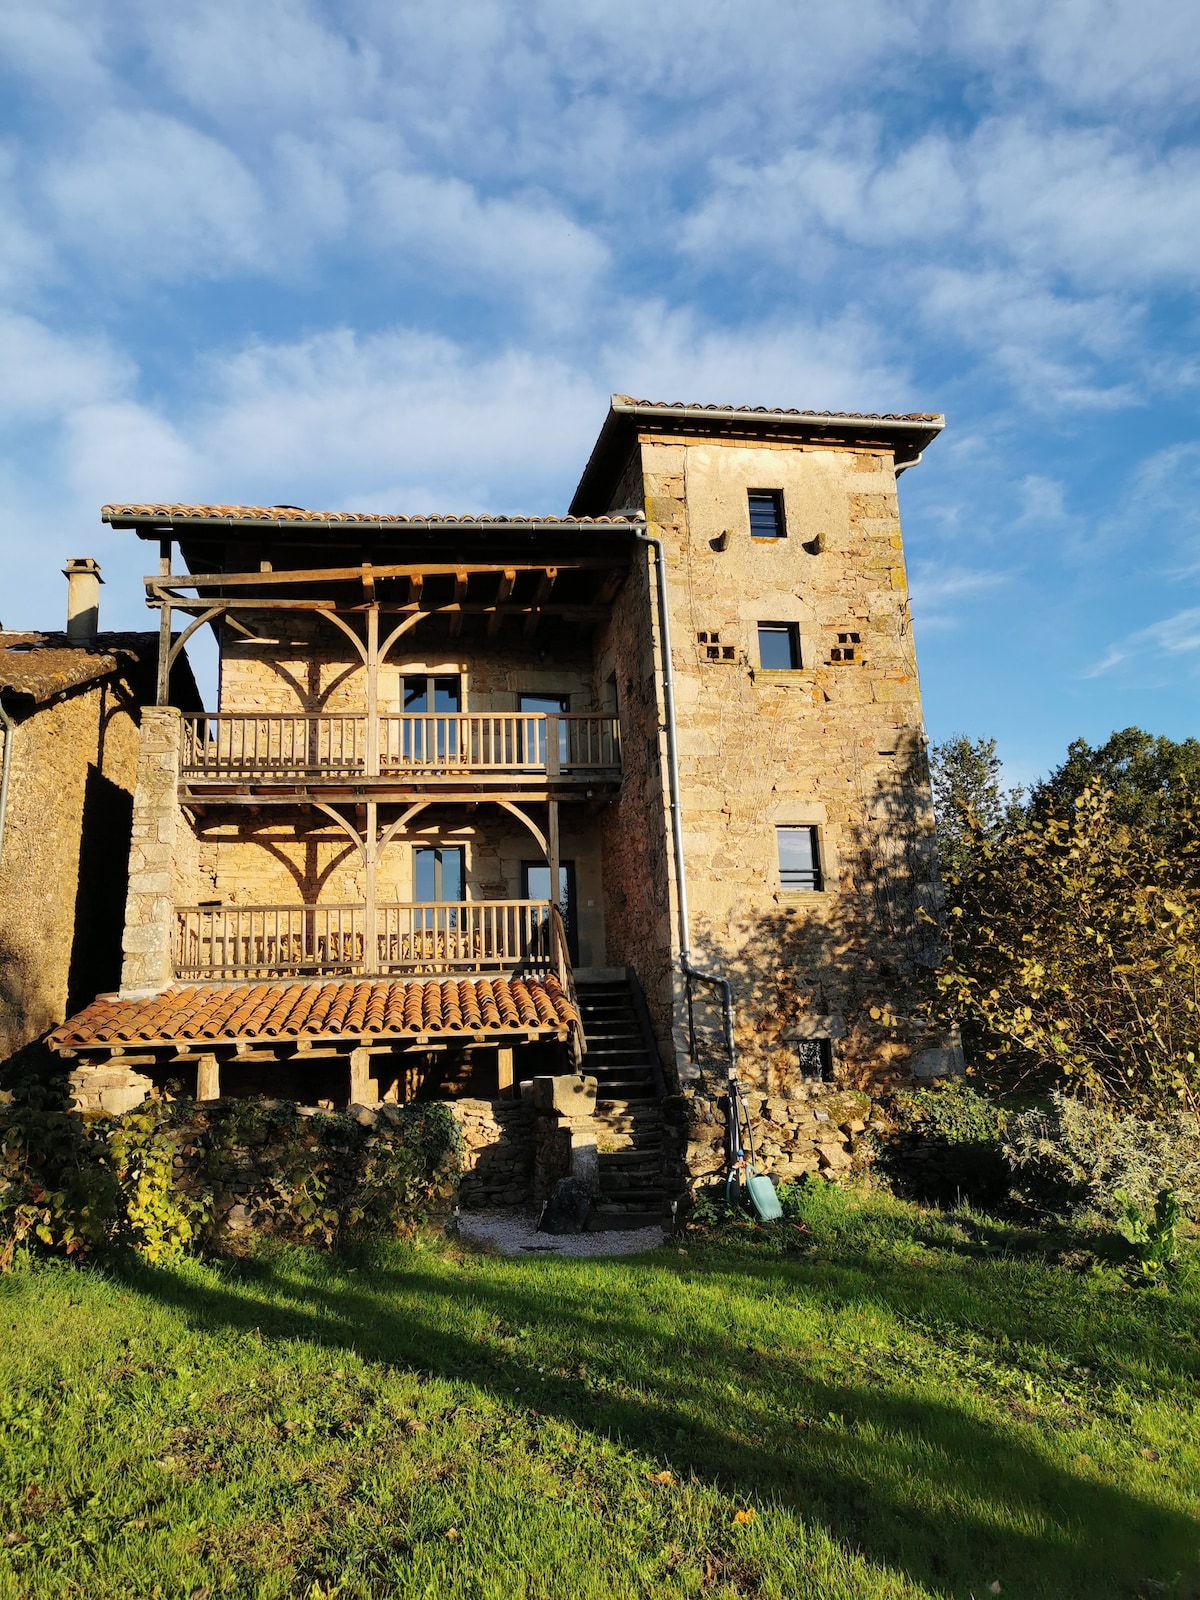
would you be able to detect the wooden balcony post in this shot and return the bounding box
[366,603,380,777]
[364,799,378,973]
[545,714,561,777]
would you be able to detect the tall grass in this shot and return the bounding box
[0,1189,1196,1598]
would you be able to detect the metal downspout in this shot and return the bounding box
[0,698,14,866]
[635,531,738,1078]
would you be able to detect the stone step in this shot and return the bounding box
[585,1208,665,1232]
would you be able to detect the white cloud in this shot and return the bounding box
[908,562,1010,631]
[367,171,609,320]
[43,110,265,279]
[0,313,131,423]
[1084,607,1200,680]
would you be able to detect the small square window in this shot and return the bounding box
[796,1038,833,1080]
[777,825,823,891]
[748,490,785,539]
[757,623,801,671]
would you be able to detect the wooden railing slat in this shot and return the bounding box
[173,898,555,978]
[180,712,620,778]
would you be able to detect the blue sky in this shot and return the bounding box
[1,1,1199,785]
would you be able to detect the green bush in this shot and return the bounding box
[1003,1093,1200,1224]
[876,1080,1010,1207]
[1,1071,463,1268]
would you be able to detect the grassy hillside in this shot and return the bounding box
[1,1189,1197,1599]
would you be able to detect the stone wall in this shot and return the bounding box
[636,435,950,1092]
[662,1084,878,1193]
[120,707,184,995]
[0,678,143,1061]
[452,1096,535,1208]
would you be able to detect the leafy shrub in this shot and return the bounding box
[876,1081,1010,1207]
[1115,1188,1182,1283]
[1,1069,463,1268]
[1003,1093,1200,1224]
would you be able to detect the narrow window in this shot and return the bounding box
[748,490,785,539]
[777,825,823,891]
[757,623,801,670]
[796,1038,833,1080]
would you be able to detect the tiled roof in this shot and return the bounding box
[612,396,944,423]
[0,631,158,704]
[102,504,644,527]
[51,976,579,1049]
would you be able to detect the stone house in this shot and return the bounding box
[48,397,954,1208]
[0,561,198,1061]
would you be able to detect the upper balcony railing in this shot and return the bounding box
[180,712,620,783]
[174,899,556,980]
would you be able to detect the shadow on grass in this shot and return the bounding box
[122,1235,1200,1600]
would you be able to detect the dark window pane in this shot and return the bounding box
[433,676,461,712]
[796,1039,831,1079]
[777,825,822,890]
[758,624,800,670]
[414,846,463,902]
[403,676,429,712]
[748,491,784,539]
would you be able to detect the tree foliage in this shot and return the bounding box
[939,785,1200,1115]
[1032,727,1200,829]
[929,734,1024,879]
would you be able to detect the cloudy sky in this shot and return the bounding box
[2,0,1198,782]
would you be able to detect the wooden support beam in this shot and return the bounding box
[349,1047,378,1106]
[448,612,463,639]
[148,558,620,593]
[453,570,468,603]
[495,568,516,605]
[408,573,423,607]
[497,1045,514,1100]
[196,1054,220,1101]
[534,567,558,605]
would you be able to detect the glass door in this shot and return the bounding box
[517,692,570,767]
[403,675,461,760]
[521,860,578,964]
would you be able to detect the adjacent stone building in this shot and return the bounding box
[46,397,955,1209]
[0,562,198,1061]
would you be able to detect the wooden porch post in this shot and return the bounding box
[547,798,560,909]
[365,602,380,778]
[350,1047,377,1106]
[156,535,173,706]
[196,1054,220,1101]
[497,1045,514,1100]
[364,799,378,972]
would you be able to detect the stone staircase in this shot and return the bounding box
[590,1099,669,1230]
[574,972,664,1102]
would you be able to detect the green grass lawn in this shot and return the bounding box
[1,1188,1197,1600]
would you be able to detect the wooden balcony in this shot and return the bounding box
[179,711,620,795]
[174,899,558,980]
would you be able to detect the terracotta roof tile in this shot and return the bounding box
[101,503,643,528]
[0,631,158,704]
[612,395,943,423]
[51,976,579,1049]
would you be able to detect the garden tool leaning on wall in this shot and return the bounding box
[725,1076,783,1221]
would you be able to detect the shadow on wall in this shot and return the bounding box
[687,730,947,1091]
[67,764,133,1016]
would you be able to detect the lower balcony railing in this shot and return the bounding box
[174,900,555,980]
[180,712,620,781]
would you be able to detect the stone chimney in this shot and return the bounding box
[63,557,103,641]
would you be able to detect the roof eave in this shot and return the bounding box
[569,398,946,515]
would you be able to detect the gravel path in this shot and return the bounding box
[455,1211,666,1257]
